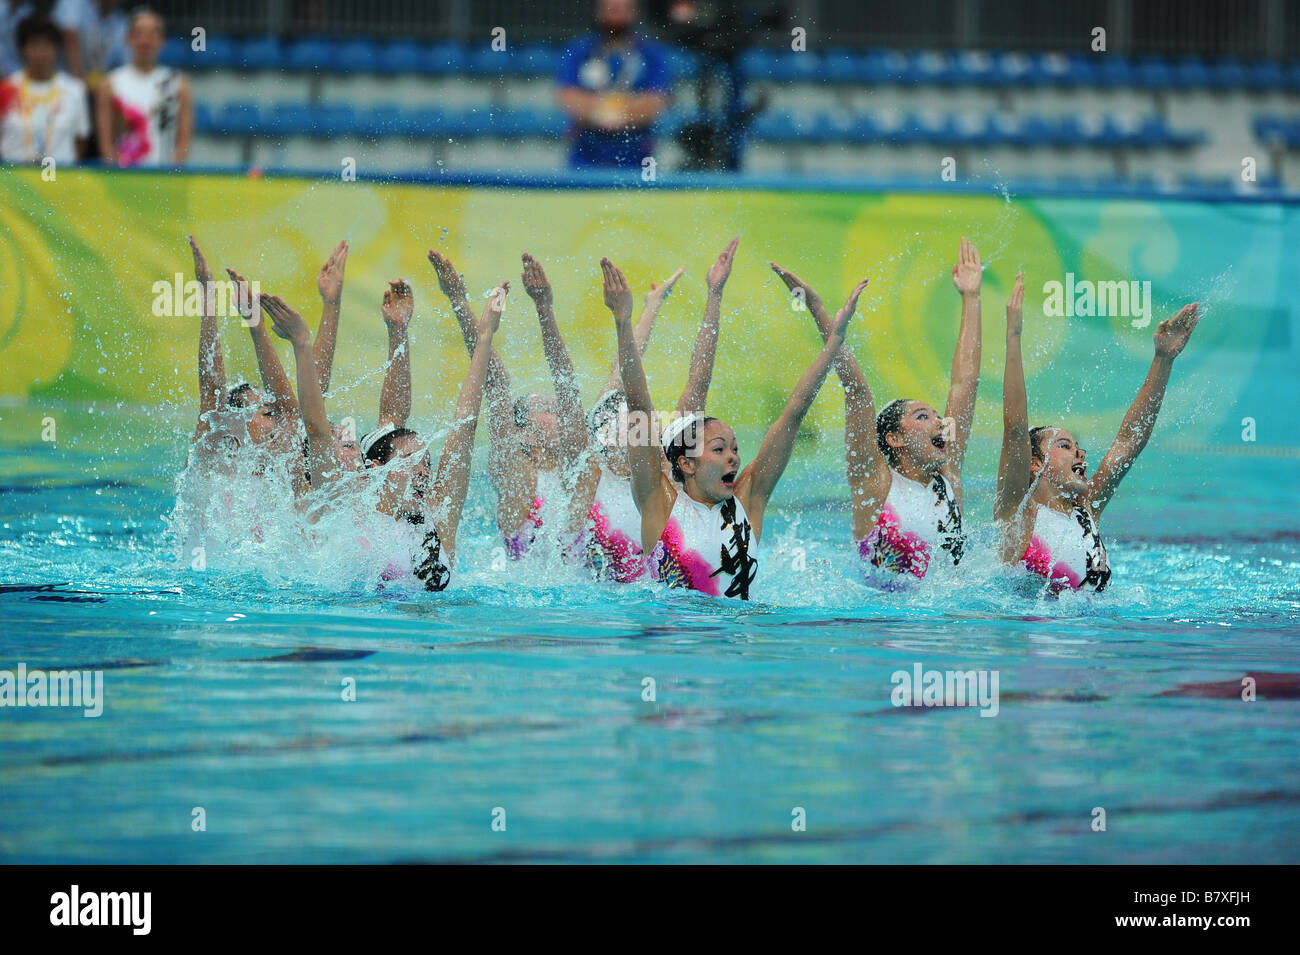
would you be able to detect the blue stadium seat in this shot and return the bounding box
[188,33,237,70]
[192,101,214,131]
[284,38,337,72]
[213,102,261,135]
[374,40,423,74]
[1212,58,1249,89]
[336,39,379,74]
[466,46,507,77]
[1285,61,1300,93]
[1094,54,1136,88]
[1056,114,1085,145]
[752,111,797,142]
[364,106,409,135]
[1248,60,1285,91]
[823,48,858,83]
[511,44,561,77]
[953,51,997,87]
[405,107,450,136]
[158,38,189,69]
[422,41,466,77]
[1172,57,1210,89]
[994,52,1033,86]
[238,36,283,71]
[1135,56,1174,89]
[911,50,955,85]
[267,103,314,135]
[1019,114,1056,146]
[1037,52,1078,87]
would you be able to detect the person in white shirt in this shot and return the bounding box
[0,14,91,163]
[51,0,127,85]
[0,1,34,78]
[95,7,190,167]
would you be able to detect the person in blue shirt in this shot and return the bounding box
[556,0,671,169]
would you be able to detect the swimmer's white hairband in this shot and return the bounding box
[660,413,701,448]
[359,423,397,458]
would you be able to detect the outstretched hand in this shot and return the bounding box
[952,236,982,295]
[381,279,414,329]
[260,294,311,347]
[521,253,553,308]
[224,267,259,325]
[1154,302,1200,359]
[188,235,212,285]
[830,278,869,338]
[769,261,823,312]
[601,258,634,322]
[706,236,740,294]
[427,249,467,300]
[645,267,685,309]
[1006,271,1025,335]
[480,281,509,338]
[317,239,348,305]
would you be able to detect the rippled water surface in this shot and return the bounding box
[2,403,1298,863]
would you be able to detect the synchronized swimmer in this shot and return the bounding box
[180,233,1201,600]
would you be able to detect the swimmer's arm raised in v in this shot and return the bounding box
[432,283,507,563]
[377,279,413,429]
[944,237,984,487]
[771,263,889,538]
[228,267,300,418]
[261,294,340,487]
[607,259,676,544]
[523,253,586,463]
[739,280,865,543]
[596,267,683,396]
[567,267,685,538]
[429,249,531,530]
[994,272,1034,558]
[677,237,738,418]
[190,236,225,443]
[312,240,348,394]
[1089,302,1201,518]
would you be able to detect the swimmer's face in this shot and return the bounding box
[332,426,362,470]
[128,14,165,62]
[243,395,278,445]
[1032,428,1088,496]
[680,419,739,503]
[20,35,58,78]
[519,404,562,469]
[886,401,949,469]
[386,433,433,502]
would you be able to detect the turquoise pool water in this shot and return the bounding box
[1,401,1298,864]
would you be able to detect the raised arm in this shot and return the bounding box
[772,263,888,537]
[597,267,684,395]
[605,259,674,516]
[429,249,519,490]
[522,253,586,459]
[191,236,225,440]
[944,237,983,469]
[739,279,867,540]
[677,237,738,418]
[1088,302,1201,517]
[261,294,339,487]
[377,279,413,430]
[994,272,1033,524]
[228,267,298,417]
[312,239,348,394]
[431,283,507,560]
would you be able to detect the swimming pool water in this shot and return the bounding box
[1,401,1298,863]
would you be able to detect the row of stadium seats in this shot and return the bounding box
[194,101,1204,148]
[161,36,1300,91]
[1254,116,1300,147]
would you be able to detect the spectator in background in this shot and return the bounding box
[0,14,91,164]
[557,0,671,169]
[0,1,34,78]
[52,0,127,87]
[95,7,189,166]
